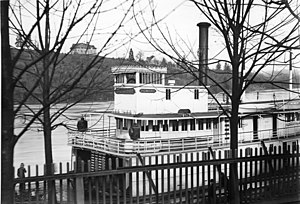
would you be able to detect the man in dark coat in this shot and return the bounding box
[17,163,27,194]
[77,117,88,132]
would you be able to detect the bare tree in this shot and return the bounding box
[134,0,300,203]
[136,50,144,61]
[2,1,15,204]
[2,0,141,203]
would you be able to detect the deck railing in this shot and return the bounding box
[14,144,300,204]
[68,125,300,156]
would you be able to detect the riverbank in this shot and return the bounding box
[14,101,114,176]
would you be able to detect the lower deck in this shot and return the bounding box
[70,139,300,198]
[14,145,300,204]
[68,125,300,157]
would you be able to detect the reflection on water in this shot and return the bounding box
[14,101,114,175]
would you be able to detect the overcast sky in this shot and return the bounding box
[9,0,300,72]
[8,0,228,58]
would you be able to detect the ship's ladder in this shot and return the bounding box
[91,151,106,171]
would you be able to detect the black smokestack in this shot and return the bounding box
[197,22,210,85]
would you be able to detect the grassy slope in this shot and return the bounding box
[12,48,291,104]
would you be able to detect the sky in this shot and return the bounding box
[8,0,225,58]
[9,0,300,73]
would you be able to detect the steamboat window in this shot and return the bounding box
[139,73,144,83]
[137,120,141,128]
[197,119,204,130]
[141,120,147,131]
[206,119,212,130]
[145,123,149,131]
[123,119,128,130]
[129,120,133,129]
[116,118,122,129]
[286,113,294,122]
[166,89,171,100]
[163,120,169,131]
[141,121,144,131]
[194,89,199,99]
[158,120,163,131]
[296,112,300,121]
[190,119,195,131]
[115,74,124,83]
[238,117,243,128]
[126,73,136,84]
[149,73,153,84]
[140,73,162,84]
[181,120,188,131]
[153,73,157,84]
[140,73,150,84]
[213,119,218,129]
[153,120,159,131]
[148,120,153,131]
[158,74,162,84]
[171,120,178,131]
[144,73,148,84]
[286,113,290,122]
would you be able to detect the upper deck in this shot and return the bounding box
[67,65,300,156]
[111,65,208,115]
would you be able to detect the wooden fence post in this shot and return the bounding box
[75,177,84,204]
[75,160,85,204]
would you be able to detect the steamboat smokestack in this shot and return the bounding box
[197,22,210,86]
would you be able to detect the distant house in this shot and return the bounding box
[70,43,97,55]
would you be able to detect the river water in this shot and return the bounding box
[14,101,114,175]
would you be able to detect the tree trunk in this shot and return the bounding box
[1,1,15,203]
[42,2,56,203]
[43,108,56,203]
[229,106,240,204]
[229,43,241,203]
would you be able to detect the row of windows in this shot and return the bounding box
[139,73,162,84]
[116,118,218,132]
[116,113,300,133]
[285,112,300,122]
[115,74,125,83]
[115,73,136,84]
[115,73,163,84]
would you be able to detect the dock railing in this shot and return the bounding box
[14,143,300,204]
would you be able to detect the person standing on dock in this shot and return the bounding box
[17,163,27,194]
[208,179,216,204]
[77,117,88,132]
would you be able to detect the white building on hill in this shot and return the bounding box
[70,43,97,55]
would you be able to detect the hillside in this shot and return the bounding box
[12,48,293,104]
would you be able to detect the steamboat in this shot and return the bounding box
[67,24,300,196]
[68,64,300,195]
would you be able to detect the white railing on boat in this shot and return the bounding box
[68,131,214,156]
[68,125,300,157]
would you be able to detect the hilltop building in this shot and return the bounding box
[70,43,97,55]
